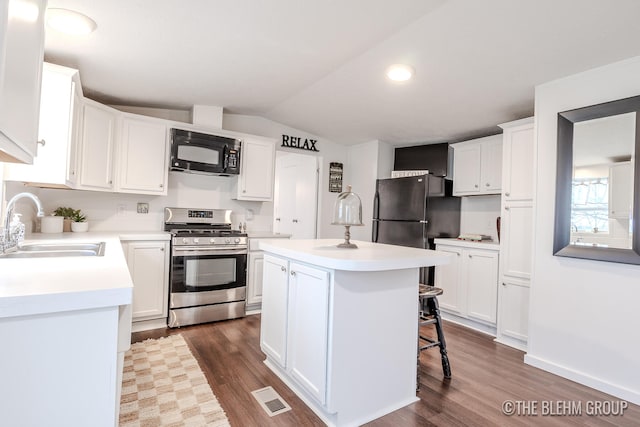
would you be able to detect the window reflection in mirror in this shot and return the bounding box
[571,112,635,249]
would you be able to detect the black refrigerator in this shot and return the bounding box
[372,174,461,285]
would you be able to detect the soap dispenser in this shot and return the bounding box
[10,213,25,243]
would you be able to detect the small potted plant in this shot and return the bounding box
[54,207,76,232]
[70,209,88,233]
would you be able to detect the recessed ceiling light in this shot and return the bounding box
[9,0,40,22]
[46,8,97,36]
[386,64,414,82]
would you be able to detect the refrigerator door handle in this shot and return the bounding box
[372,219,379,242]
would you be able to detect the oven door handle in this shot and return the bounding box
[172,247,248,256]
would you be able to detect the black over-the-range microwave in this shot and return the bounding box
[170,128,242,176]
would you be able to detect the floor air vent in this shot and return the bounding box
[251,386,292,417]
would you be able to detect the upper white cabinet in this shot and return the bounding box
[502,121,535,202]
[116,114,169,195]
[496,117,534,351]
[452,134,503,196]
[4,63,82,187]
[233,136,276,201]
[0,0,46,164]
[76,99,118,191]
[608,161,632,219]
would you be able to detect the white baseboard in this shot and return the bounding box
[524,354,640,405]
[440,312,497,337]
[494,335,527,352]
[131,318,167,333]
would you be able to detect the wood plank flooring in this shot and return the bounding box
[132,316,639,426]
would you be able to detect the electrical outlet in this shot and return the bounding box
[117,204,127,216]
[137,203,149,214]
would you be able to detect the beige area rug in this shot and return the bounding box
[119,334,230,427]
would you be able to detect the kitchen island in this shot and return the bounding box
[0,233,134,427]
[258,239,451,427]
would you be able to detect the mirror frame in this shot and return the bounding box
[554,94,640,264]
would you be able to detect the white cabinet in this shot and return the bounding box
[608,161,632,219]
[121,240,170,324]
[0,0,46,164]
[261,254,292,367]
[3,63,82,187]
[452,134,503,196]
[434,246,463,314]
[247,235,291,311]
[116,114,169,195]
[247,251,264,307]
[234,136,276,201]
[496,117,534,351]
[498,278,530,344]
[435,242,499,329]
[76,99,118,191]
[260,254,330,404]
[502,122,534,202]
[464,249,499,324]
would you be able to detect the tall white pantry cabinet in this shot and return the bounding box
[496,117,535,351]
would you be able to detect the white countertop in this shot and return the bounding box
[0,232,136,319]
[247,231,291,239]
[434,237,500,250]
[259,239,451,271]
[27,230,171,241]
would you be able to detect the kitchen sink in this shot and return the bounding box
[0,241,106,258]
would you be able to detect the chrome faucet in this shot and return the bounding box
[1,192,45,253]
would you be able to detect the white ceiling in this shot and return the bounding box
[44,0,640,146]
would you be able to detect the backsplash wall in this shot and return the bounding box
[459,195,501,242]
[5,172,273,233]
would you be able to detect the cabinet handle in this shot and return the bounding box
[37,139,46,147]
[290,271,296,276]
[502,282,506,286]
[474,184,478,188]
[485,183,490,187]
[275,218,281,222]
[468,254,472,258]
[160,247,164,251]
[505,192,510,197]
[505,206,510,211]
[159,184,164,188]
[281,266,286,272]
[243,190,247,193]
[109,180,113,184]
[292,219,298,223]
[611,211,615,214]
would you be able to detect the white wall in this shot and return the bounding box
[345,140,393,241]
[223,114,348,238]
[459,195,501,242]
[527,56,640,404]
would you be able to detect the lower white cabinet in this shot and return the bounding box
[246,235,290,311]
[497,278,530,348]
[435,241,499,331]
[261,254,330,404]
[121,240,170,324]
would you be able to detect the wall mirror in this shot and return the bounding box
[554,94,640,264]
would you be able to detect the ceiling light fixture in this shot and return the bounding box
[386,64,414,82]
[46,8,97,36]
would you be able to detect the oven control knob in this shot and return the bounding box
[182,238,188,244]
[234,238,241,243]
[210,238,215,243]
[194,238,199,244]
[225,238,231,243]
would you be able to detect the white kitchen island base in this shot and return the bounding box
[259,239,451,426]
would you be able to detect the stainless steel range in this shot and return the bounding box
[164,207,247,328]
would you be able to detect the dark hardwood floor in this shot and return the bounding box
[132,316,639,426]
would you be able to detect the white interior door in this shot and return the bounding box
[273,152,318,238]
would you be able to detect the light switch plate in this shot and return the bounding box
[137,203,149,214]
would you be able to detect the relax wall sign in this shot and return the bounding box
[281,134,319,152]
